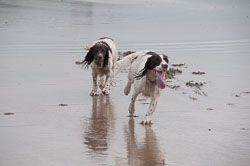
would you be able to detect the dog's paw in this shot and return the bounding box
[102,89,110,95]
[140,120,152,125]
[90,90,99,96]
[124,88,130,96]
[140,116,152,125]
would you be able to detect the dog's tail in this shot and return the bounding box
[84,44,92,51]
[114,50,149,76]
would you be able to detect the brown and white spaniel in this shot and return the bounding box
[80,37,118,96]
[114,51,169,124]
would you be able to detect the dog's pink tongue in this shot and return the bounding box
[156,71,166,89]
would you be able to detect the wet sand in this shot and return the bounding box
[1,0,250,166]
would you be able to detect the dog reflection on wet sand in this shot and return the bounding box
[124,118,165,166]
[84,95,115,153]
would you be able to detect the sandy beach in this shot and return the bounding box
[1,0,250,165]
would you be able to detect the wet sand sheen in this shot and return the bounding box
[1,0,250,166]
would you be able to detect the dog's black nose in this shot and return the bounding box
[97,55,102,60]
[162,64,168,69]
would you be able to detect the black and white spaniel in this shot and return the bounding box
[115,51,169,124]
[80,37,118,96]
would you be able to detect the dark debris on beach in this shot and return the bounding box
[166,85,180,90]
[59,104,68,107]
[166,68,182,79]
[171,63,186,67]
[192,71,205,75]
[4,112,14,115]
[235,91,250,97]
[185,80,206,89]
[189,96,198,100]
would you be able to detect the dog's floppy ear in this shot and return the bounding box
[103,45,110,68]
[135,54,161,80]
[134,67,147,80]
[100,41,112,54]
[81,47,94,68]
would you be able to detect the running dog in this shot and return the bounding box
[115,51,169,124]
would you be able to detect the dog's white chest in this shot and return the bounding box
[140,79,158,97]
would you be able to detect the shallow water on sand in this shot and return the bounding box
[1,0,250,166]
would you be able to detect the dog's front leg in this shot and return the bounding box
[124,79,133,95]
[124,70,135,95]
[102,60,114,95]
[128,90,140,117]
[98,76,105,90]
[90,72,99,96]
[102,75,111,95]
[141,95,159,125]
